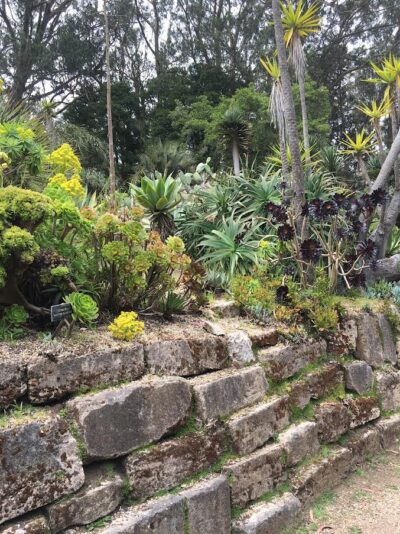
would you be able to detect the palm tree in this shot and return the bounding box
[357,97,392,164]
[271,0,305,223]
[217,108,249,176]
[260,56,290,179]
[340,130,375,187]
[282,0,320,163]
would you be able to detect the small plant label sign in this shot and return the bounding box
[51,303,73,323]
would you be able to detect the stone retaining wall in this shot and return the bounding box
[2,307,400,533]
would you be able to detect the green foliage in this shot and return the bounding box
[64,292,99,324]
[232,269,339,334]
[158,291,187,319]
[200,216,260,281]
[0,304,28,340]
[0,122,45,187]
[292,78,331,139]
[131,174,182,239]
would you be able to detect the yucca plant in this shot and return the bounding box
[367,54,400,144]
[357,97,391,163]
[260,56,289,178]
[304,171,347,200]
[200,216,260,281]
[340,129,375,187]
[217,107,249,176]
[282,0,321,161]
[131,173,182,239]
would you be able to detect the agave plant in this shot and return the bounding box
[319,145,345,176]
[237,166,282,217]
[200,216,260,281]
[304,171,347,200]
[131,173,182,240]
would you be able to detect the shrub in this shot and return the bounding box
[108,311,144,341]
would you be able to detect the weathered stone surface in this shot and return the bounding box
[345,396,380,428]
[123,423,225,498]
[279,422,319,466]
[258,340,327,381]
[292,447,352,505]
[27,345,145,403]
[232,493,301,534]
[223,443,284,506]
[346,427,381,463]
[0,513,50,534]
[46,464,123,532]
[314,402,351,442]
[376,369,400,411]
[326,317,358,355]
[67,377,192,461]
[377,313,397,365]
[355,312,397,367]
[209,299,240,318]
[228,396,289,455]
[0,356,26,408]
[376,414,400,448]
[0,417,84,525]
[93,495,185,533]
[227,331,255,365]
[248,327,279,348]
[191,366,267,422]
[181,476,230,534]
[289,364,343,409]
[344,361,373,394]
[203,320,225,336]
[144,337,228,376]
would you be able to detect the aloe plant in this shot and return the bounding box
[131,173,182,239]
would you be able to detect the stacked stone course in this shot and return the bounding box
[1,308,400,533]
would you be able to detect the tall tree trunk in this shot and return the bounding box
[279,132,290,181]
[232,139,241,176]
[374,120,386,165]
[371,127,400,258]
[391,108,400,188]
[298,70,311,165]
[371,127,400,191]
[357,155,371,188]
[104,0,116,212]
[271,0,305,223]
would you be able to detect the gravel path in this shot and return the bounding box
[295,446,400,533]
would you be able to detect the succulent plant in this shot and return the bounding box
[108,311,144,341]
[64,292,99,324]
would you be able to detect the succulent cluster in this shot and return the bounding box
[108,311,144,341]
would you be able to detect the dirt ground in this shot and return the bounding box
[294,445,400,533]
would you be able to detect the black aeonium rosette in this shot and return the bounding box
[276,284,290,304]
[277,223,294,242]
[300,238,322,263]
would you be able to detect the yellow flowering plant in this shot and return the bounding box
[108,311,144,341]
